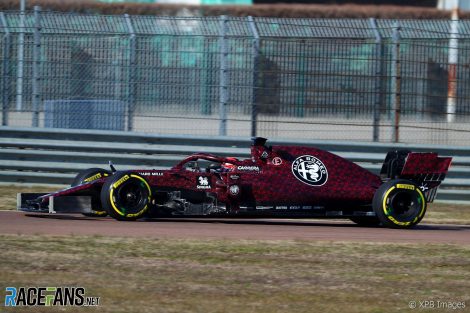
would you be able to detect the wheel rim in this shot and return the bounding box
[115,181,148,215]
[387,190,421,222]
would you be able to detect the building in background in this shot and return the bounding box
[252,0,437,6]
[98,0,154,2]
[99,0,252,4]
[438,0,470,11]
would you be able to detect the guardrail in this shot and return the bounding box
[0,126,469,203]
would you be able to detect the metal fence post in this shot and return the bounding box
[32,6,41,127]
[447,9,459,123]
[16,0,26,111]
[199,39,212,115]
[369,18,383,142]
[124,14,136,132]
[390,22,401,143]
[248,16,259,137]
[218,15,228,136]
[295,56,306,118]
[1,13,11,126]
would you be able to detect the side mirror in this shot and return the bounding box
[108,161,117,173]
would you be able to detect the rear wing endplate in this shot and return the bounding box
[380,151,452,202]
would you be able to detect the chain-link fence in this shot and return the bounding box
[1,9,470,145]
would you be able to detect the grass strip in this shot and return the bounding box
[0,234,469,313]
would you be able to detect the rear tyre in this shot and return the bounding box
[71,168,111,217]
[349,216,381,227]
[373,179,427,229]
[100,172,151,221]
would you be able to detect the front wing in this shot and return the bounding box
[17,193,93,214]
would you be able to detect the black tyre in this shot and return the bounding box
[100,172,151,221]
[373,179,427,229]
[349,216,381,227]
[71,168,111,217]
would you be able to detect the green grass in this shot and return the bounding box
[2,185,470,225]
[0,235,469,313]
[2,184,469,311]
[425,203,470,225]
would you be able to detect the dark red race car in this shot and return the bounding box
[18,137,452,228]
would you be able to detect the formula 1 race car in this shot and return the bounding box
[18,137,452,228]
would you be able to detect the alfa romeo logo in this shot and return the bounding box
[291,155,328,186]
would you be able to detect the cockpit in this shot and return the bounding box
[173,137,271,174]
[175,154,240,173]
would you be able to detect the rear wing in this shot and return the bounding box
[380,151,452,202]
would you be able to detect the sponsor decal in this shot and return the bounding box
[138,172,164,176]
[237,166,260,172]
[261,151,269,159]
[112,174,129,188]
[197,176,211,189]
[4,286,100,307]
[229,174,240,180]
[83,173,102,182]
[291,155,328,186]
[229,185,240,196]
[397,184,415,190]
[256,205,315,210]
[272,157,283,166]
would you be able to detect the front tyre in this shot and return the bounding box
[373,179,427,229]
[100,172,152,221]
[71,168,111,217]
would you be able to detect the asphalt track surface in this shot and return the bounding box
[1,211,470,244]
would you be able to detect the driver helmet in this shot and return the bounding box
[221,157,238,172]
